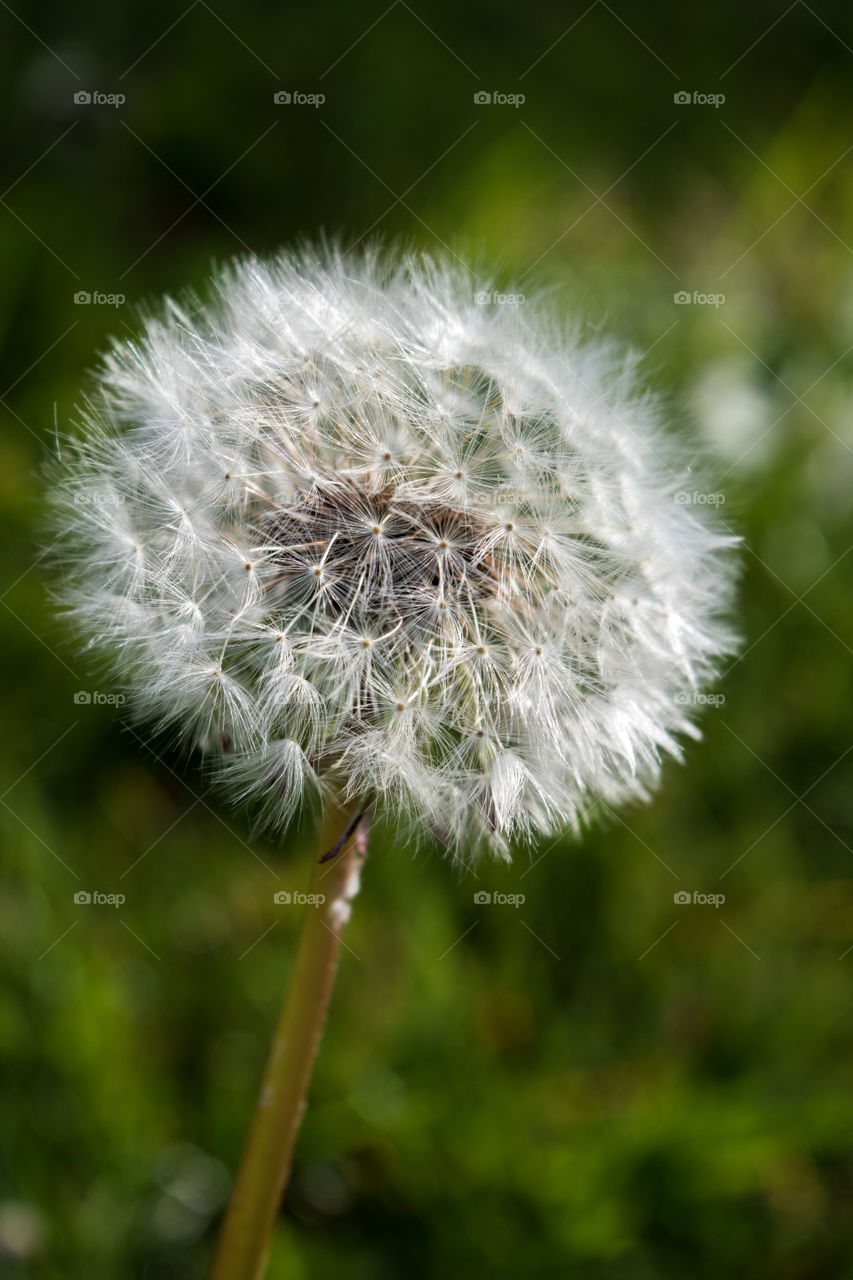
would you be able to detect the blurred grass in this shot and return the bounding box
[2,2,853,1277]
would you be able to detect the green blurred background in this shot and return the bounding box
[2,2,853,1276]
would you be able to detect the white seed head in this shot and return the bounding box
[50,245,738,860]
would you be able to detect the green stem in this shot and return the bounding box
[208,803,365,1280]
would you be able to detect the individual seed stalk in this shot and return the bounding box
[208,803,366,1280]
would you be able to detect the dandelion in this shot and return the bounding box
[53,246,737,857]
[50,244,738,1280]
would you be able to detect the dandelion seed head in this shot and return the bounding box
[51,245,738,860]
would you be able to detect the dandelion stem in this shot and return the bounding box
[208,803,365,1280]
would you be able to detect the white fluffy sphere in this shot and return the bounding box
[52,246,738,859]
